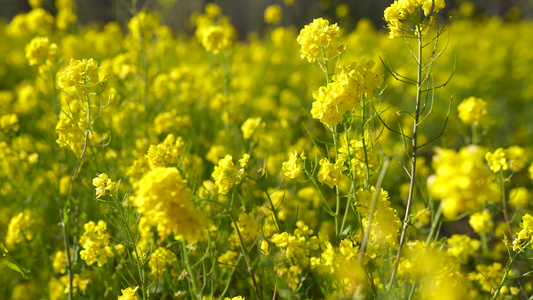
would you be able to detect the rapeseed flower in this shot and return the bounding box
[457,96,488,125]
[297,18,342,62]
[428,146,499,218]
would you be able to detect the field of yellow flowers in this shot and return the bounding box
[2,0,533,299]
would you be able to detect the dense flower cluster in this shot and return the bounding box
[384,0,446,38]
[428,146,499,218]
[24,36,57,71]
[149,247,176,278]
[79,220,114,266]
[92,173,116,198]
[264,5,282,24]
[296,18,342,62]
[5,210,35,248]
[468,210,494,234]
[311,61,383,125]
[513,213,533,252]
[356,187,401,247]
[486,146,528,173]
[194,4,235,54]
[57,58,103,94]
[457,96,488,125]
[281,151,306,179]
[212,155,248,195]
[134,167,204,242]
[317,157,346,188]
[0,114,20,133]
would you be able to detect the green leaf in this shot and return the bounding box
[4,260,28,279]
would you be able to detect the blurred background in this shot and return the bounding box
[2,0,533,37]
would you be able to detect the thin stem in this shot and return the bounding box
[230,216,261,300]
[492,243,528,300]
[389,24,424,290]
[181,239,200,299]
[358,158,391,263]
[112,195,147,300]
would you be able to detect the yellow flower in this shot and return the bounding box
[264,5,282,24]
[25,36,57,70]
[118,286,139,300]
[236,154,249,169]
[509,187,530,208]
[384,0,446,39]
[92,173,115,198]
[212,155,237,195]
[0,114,20,133]
[57,58,102,91]
[5,210,35,248]
[297,18,342,63]
[241,117,264,140]
[468,210,494,234]
[135,167,204,242]
[79,220,114,266]
[317,157,346,188]
[457,96,488,125]
[428,146,499,218]
[486,146,527,173]
[260,240,270,256]
[149,247,176,278]
[281,151,305,179]
[311,61,382,125]
[446,234,480,261]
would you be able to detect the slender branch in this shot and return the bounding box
[388,24,424,290]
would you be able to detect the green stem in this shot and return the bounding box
[389,24,424,290]
[230,216,261,300]
[181,239,200,299]
[112,196,147,300]
[492,243,528,300]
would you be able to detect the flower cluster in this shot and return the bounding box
[212,155,247,195]
[57,58,103,95]
[5,210,35,248]
[264,5,282,25]
[79,220,114,266]
[446,234,480,261]
[356,187,401,247]
[428,146,499,218]
[118,286,139,300]
[232,211,261,245]
[468,210,494,234]
[25,36,57,71]
[134,167,204,242]
[486,146,528,173]
[241,117,264,140]
[149,247,176,278]
[311,61,383,125]
[384,0,446,38]
[512,213,533,252]
[55,112,84,154]
[317,157,346,188]
[281,151,306,179]
[194,4,235,54]
[296,18,342,63]
[468,263,516,295]
[145,134,186,169]
[457,96,488,125]
[0,114,20,133]
[339,133,380,179]
[92,173,116,198]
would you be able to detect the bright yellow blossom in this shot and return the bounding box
[264,5,282,24]
[118,286,139,300]
[457,96,488,125]
[297,18,342,62]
